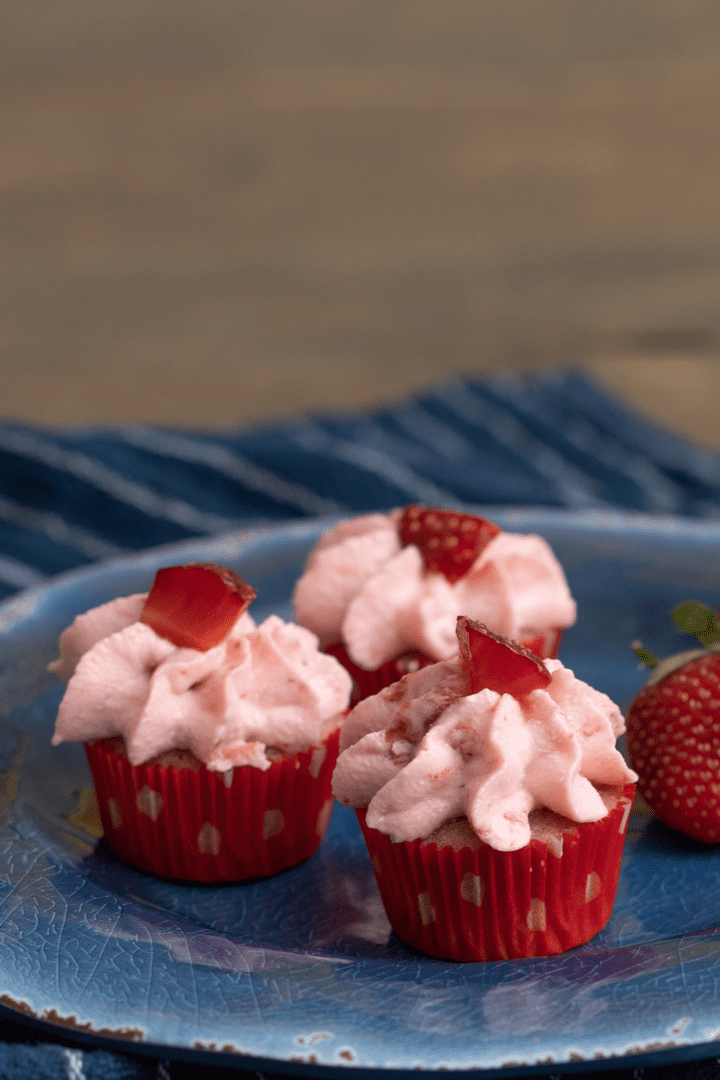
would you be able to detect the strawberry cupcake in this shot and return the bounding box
[50,563,352,881]
[293,506,576,702]
[333,617,637,961]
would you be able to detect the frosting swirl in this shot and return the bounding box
[333,657,637,851]
[51,595,352,770]
[293,511,576,669]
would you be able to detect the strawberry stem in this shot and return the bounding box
[631,640,658,669]
[672,601,720,647]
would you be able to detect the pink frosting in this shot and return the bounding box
[51,595,352,771]
[293,512,576,669]
[332,657,637,851]
[48,593,149,682]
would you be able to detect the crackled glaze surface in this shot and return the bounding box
[3,510,720,1074]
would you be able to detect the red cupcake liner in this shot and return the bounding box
[84,726,340,882]
[324,644,435,704]
[326,629,564,704]
[357,781,636,961]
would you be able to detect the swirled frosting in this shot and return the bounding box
[51,595,352,771]
[293,512,576,669]
[332,657,637,851]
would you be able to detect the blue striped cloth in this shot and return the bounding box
[3,367,720,1080]
[2,369,720,602]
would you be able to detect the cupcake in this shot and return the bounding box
[50,562,352,881]
[293,505,576,702]
[332,617,637,961]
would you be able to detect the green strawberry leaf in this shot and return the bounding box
[672,601,720,647]
[631,640,658,669]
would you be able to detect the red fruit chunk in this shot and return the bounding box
[626,651,720,844]
[456,616,551,698]
[519,628,564,661]
[140,562,256,651]
[398,505,501,584]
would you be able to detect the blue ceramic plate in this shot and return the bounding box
[2,508,720,1076]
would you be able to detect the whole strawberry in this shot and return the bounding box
[626,601,720,843]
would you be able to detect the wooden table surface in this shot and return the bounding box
[2,1,719,447]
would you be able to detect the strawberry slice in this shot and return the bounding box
[456,616,551,698]
[398,505,500,584]
[140,562,256,651]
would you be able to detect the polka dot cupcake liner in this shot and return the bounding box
[84,726,341,882]
[326,629,564,705]
[356,781,636,962]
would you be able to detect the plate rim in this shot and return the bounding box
[6,504,720,617]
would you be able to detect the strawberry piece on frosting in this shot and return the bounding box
[398,505,501,584]
[140,562,257,651]
[456,616,551,698]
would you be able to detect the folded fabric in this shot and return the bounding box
[0,369,719,602]
[2,367,720,1080]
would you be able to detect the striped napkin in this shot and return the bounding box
[1,369,719,603]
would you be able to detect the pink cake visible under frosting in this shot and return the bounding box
[333,655,637,852]
[51,594,352,771]
[293,510,576,671]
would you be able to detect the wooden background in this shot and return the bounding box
[2,1,720,446]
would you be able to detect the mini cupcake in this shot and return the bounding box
[293,505,576,702]
[333,617,637,961]
[50,562,352,881]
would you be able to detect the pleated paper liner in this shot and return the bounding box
[323,644,435,705]
[84,726,340,882]
[357,781,636,962]
[326,629,564,705]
